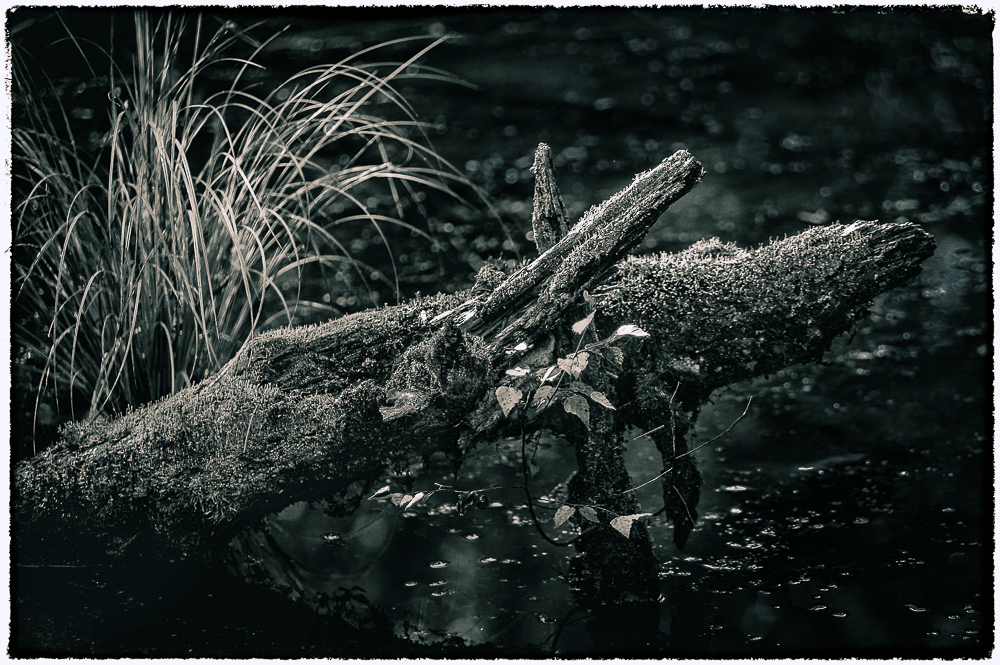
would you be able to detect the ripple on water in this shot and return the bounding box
[660,568,693,578]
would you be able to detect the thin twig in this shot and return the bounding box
[673,485,696,526]
[673,396,753,462]
[519,406,579,547]
[620,465,674,495]
[627,382,680,443]
[620,396,752,495]
[241,407,257,453]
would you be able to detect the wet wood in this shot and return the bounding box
[530,143,570,253]
[13,149,935,580]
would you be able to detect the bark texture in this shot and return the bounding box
[530,143,570,253]
[13,149,705,562]
[13,147,935,603]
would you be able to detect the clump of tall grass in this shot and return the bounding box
[12,11,483,444]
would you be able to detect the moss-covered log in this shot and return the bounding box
[13,146,934,589]
[601,220,935,550]
[13,149,704,563]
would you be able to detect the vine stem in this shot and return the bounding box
[519,407,579,547]
[622,397,753,496]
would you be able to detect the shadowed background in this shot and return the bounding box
[9,6,991,657]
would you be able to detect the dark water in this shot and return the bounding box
[11,7,992,658]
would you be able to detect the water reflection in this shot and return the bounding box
[11,7,989,658]
[266,500,395,577]
[229,393,985,656]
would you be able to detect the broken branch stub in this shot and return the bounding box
[469,149,706,348]
[530,143,570,254]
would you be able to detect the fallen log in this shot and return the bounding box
[13,147,935,597]
[497,150,935,606]
[12,149,703,562]
[591,218,935,556]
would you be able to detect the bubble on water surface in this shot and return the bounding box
[479,557,497,564]
[808,604,828,612]
[537,613,557,624]
[464,533,481,541]
[833,611,848,618]
[403,580,420,587]
[906,604,927,612]
[429,560,450,569]
[429,580,447,587]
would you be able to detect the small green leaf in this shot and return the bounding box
[578,506,600,523]
[557,351,590,379]
[615,324,649,337]
[397,494,413,507]
[563,394,590,429]
[601,346,625,367]
[609,513,653,538]
[505,366,530,377]
[554,505,576,527]
[405,492,425,510]
[369,485,391,499]
[539,365,558,383]
[590,390,616,410]
[571,311,595,335]
[531,385,558,407]
[496,386,523,417]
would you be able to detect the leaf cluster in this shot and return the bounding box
[554,504,653,539]
[493,310,652,539]
[368,483,490,516]
[495,319,648,429]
